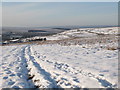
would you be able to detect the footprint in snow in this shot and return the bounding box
[9,64,13,67]
[73,78,80,83]
[37,56,40,58]
[55,73,60,76]
[6,70,12,74]
[3,76,8,79]
[43,56,46,58]
[4,69,9,71]
[7,80,15,85]
[4,69,12,74]
[11,85,20,88]
[16,73,23,78]
[9,73,16,77]
[16,67,21,70]
[65,82,71,86]
[99,74,104,76]
[2,66,6,69]
[46,60,53,63]
[61,77,68,81]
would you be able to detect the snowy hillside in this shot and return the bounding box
[0,27,119,88]
[2,27,118,44]
[44,27,118,40]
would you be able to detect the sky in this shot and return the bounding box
[1,2,118,27]
[1,0,120,2]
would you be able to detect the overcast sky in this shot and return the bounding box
[2,2,118,27]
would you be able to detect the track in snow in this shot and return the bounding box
[1,45,116,88]
[23,45,116,88]
[24,45,60,88]
[1,46,34,88]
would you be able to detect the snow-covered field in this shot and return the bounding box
[0,27,119,88]
[44,27,118,40]
[13,27,118,42]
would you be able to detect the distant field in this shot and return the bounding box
[2,27,70,41]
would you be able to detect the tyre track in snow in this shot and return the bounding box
[20,46,35,88]
[1,46,34,88]
[30,45,116,88]
[30,46,82,88]
[24,45,60,88]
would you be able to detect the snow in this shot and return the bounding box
[0,45,34,88]
[0,27,118,88]
[0,43,118,88]
[88,27,118,35]
[4,27,118,43]
[31,44,118,88]
[44,27,118,40]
